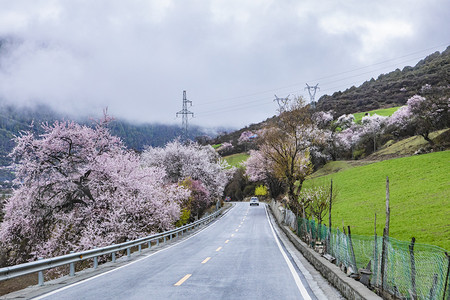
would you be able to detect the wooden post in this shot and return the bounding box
[385,176,390,236]
[429,274,438,300]
[327,179,333,255]
[342,219,345,234]
[381,176,390,291]
[373,213,378,284]
[347,226,358,275]
[443,252,450,300]
[409,237,417,300]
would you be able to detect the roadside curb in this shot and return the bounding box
[268,205,382,300]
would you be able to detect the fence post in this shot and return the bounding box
[38,257,44,286]
[335,228,341,266]
[408,237,417,300]
[429,274,438,300]
[69,251,75,276]
[443,252,450,300]
[372,214,379,286]
[381,176,391,291]
[347,226,358,275]
[327,179,333,255]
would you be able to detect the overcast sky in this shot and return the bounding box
[0,0,449,129]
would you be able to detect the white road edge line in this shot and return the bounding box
[33,204,237,300]
[264,204,313,300]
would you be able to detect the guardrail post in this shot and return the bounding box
[164,236,166,244]
[176,232,178,239]
[69,251,75,276]
[148,241,151,249]
[157,238,159,246]
[38,258,44,286]
[138,244,142,253]
[112,251,116,263]
[93,247,98,269]
[170,234,172,241]
[127,240,131,259]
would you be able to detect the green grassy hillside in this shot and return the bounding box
[224,153,249,168]
[370,128,449,160]
[304,151,450,250]
[353,106,401,123]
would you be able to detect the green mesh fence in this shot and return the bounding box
[297,218,450,300]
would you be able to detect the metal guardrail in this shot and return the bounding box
[0,208,224,285]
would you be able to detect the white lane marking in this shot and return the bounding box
[264,205,312,300]
[216,246,222,252]
[34,204,239,299]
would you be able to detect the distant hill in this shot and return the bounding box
[316,46,450,115]
[0,102,211,183]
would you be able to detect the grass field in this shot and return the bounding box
[371,128,449,159]
[304,151,450,250]
[224,153,249,168]
[353,106,401,123]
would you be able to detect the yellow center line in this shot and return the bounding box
[225,240,229,243]
[174,274,192,286]
[216,246,222,252]
[202,257,211,264]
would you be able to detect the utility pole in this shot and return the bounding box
[273,94,290,113]
[305,83,320,109]
[176,90,194,141]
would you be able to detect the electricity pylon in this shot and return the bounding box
[273,94,290,113]
[176,90,194,141]
[305,83,320,109]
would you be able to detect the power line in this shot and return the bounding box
[195,52,446,117]
[191,43,449,120]
[193,43,449,109]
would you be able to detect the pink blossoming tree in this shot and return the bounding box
[142,140,230,201]
[0,118,189,265]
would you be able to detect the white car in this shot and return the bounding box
[249,197,259,206]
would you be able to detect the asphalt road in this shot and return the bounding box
[34,202,331,300]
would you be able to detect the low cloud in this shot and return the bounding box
[0,0,448,128]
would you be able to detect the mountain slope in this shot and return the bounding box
[317,46,450,115]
